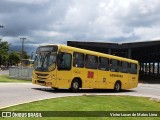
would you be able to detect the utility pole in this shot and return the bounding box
[20,38,26,66]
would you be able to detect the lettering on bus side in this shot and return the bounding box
[110,74,123,78]
[73,70,81,74]
[87,71,94,78]
[132,77,136,79]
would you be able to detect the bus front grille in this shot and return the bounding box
[37,80,45,84]
[36,73,49,77]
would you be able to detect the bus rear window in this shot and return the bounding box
[130,63,137,74]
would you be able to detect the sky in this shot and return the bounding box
[0,0,160,54]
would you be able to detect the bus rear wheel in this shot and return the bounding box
[70,79,80,92]
[114,81,121,92]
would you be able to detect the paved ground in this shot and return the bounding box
[0,83,160,109]
[0,70,9,75]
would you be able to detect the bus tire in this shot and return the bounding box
[52,87,58,91]
[114,81,121,92]
[71,79,80,92]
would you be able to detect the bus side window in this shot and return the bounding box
[85,54,98,69]
[73,52,84,68]
[130,63,137,74]
[110,59,119,72]
[57,52,72,70]
[121,61,129,73]
[99,57,109,71]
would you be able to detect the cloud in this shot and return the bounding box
[0,0,160,53]
[133,26,160,41]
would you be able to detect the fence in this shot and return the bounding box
[9,67,34,80]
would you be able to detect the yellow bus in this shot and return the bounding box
[32,44,139,92]
[22,59,34,67]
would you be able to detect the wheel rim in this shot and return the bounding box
[116,83,120,91]
[73,82,79,89]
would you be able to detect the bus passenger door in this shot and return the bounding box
[56,52,72,88]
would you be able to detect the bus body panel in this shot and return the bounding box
[32,44,139,90]
[55,70,71,88]
[128,74,138,88]
[97,71,113,89]
[120,73,129,89]
[84,69,98,88]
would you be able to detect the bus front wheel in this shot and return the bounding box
[52,87,58,91]
[70,79,80,92]
[114,81,121,92]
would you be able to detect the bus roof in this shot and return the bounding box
[39,44,138,64]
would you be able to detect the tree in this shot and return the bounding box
[0,41,9,66]
[8,52,21,66]
[21,50,30,59]
[0,40,30,67]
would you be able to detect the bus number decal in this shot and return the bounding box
[88,71,94,78]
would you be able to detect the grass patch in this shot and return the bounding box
[0,75,31,83]
[1,96,159,120]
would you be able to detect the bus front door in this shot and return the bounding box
[56,52,72,88]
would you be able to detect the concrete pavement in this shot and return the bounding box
[0,83,160,109]
[0,70,9,75]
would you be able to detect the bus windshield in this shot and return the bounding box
[34,52,57,72]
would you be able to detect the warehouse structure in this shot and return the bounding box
[67,40,160,81]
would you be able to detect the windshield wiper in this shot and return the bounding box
[40,52,51,71]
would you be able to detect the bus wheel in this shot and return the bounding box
[52,87,58,91]
[114,81,121,92]
[71,79,80,92]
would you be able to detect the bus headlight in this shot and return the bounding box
[48,75,53,81]
[32,73,37,79]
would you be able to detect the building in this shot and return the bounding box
[67,40,160,82]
